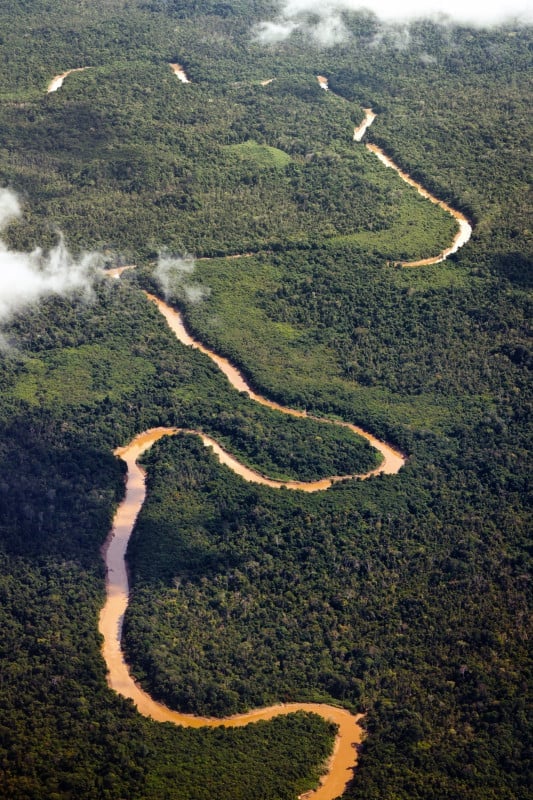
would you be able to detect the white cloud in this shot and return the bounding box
[154,252,210,305]
[0,188,102,326]
[255,0,532,44]
[256,19,300,42]
[0,189,22,229]
[357,0,531,24]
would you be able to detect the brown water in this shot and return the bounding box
[353,108,376,142]
[97,294,404,793]
[95,88,468,796]
[45,66,467,793]
[324,96,471,263]
[365,143,472,265]
[98,286,405,791]
[169,63,190,83]
[99,428,365,800]
[47,67,88,93]
[145,293,405,477]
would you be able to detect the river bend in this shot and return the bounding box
[99,289,405,796]
[145,293,405,479]
[365,143,472,266]
[99,428,366,800]
[67,67,475,797]
[45,66,471,266]
[349,104,471,265]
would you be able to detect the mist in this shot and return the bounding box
[0,188,102,327]
[255,0,532,44]
[154,252,210,305]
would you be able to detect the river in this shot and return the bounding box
[99,427,366,800]
[98,289,407,798]
[314,84,471,264]
[169,63,191,83]
[47,67,88,93]
[145,294,405,479]
[61,66,473,797]
[364,141,472,265]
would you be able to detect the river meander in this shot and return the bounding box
[365,143,472,266]
[98,290,407,798]
[99,428,366,800]
[55,66,471,797]
[97,110,469,789]
[145,294,405,480]
[350,106,471,265]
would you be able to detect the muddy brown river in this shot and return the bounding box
[98,293,407,797]
[99,428,366,800]
[58,67,473,795]
[146,294,405,479]
[47,67,89,93]
[98,289,409,797]
[349,105,471,264]
[365,143,472,265]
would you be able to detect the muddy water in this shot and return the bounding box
[169,63,190,83]
[47,67,88,93]
[57,71,467,794]
[365,143,472,265]
[145,293,405,477]
[99,427,365,800]
[329,97,471,263]
[353,108,376,142]
[97,88,473,797]
[103,265,135,279]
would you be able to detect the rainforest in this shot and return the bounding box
[0,1,531,798]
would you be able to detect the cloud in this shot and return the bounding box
[154,252,210,305]
[0,188,103,327]
[257,9,350,44]
[255,0,532,44]
[256,19,300,43]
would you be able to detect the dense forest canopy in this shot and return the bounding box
[0,1,531,798]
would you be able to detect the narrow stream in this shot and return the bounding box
[353,108,376,142]
[365,143,472,265]
[319,87,471,264]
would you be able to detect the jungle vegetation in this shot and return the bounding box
[0,1,531,798]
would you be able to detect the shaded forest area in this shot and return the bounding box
[0,1,531,798]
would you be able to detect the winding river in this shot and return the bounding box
[365,143,472,266]
[145,294,405,480]
[99,427,366,800]
[43,65,472,797]
[96,88,471,791]
[316,79,471,264]
[98,291,404,798]
[45,67,470,264]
